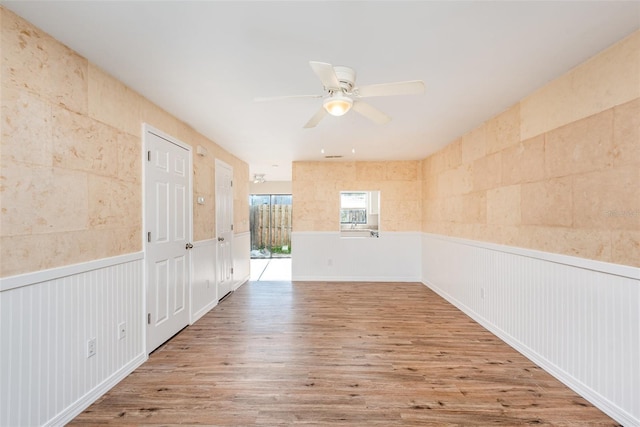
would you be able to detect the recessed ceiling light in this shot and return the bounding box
[352,148,356,154]
[320,148,325,154]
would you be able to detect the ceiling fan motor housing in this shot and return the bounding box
[333,66,356,92]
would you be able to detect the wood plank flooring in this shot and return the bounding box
[71,281,618,426]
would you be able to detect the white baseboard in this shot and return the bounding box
[233,276,249,291]
[192,299,218,324]
[292,275,421,282]
[46,352,147,426]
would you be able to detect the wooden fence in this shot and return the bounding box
[250,204,292,253]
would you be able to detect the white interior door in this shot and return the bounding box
[145,128,192,353]
[215,159,234,299]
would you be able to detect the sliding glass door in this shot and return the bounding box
[249,194,292,259]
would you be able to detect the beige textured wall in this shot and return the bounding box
[422,30,640,267]
[292,161,421,232]
[249,181,292,195]
[0,8,249,277]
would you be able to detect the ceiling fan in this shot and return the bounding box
[255,61,425,128]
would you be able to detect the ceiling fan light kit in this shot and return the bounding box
[323,92,353,116]
[257,61,425,128]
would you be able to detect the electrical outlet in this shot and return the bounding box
[327,258,333,267]
[118,322,126,340]
[87,338,96,358]
[480,288,485,299]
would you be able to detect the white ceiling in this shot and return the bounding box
[4,1,639,181]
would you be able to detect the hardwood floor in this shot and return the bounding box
[71,281,618,426]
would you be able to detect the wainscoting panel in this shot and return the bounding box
[191,233,250,322]
[191,239,217,322]
[421,233,640,426]
[232,231,250,290]
[0,254,146,427]
[292,231,421,282]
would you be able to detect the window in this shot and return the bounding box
[339,191,380,237]
[340,192,368,224]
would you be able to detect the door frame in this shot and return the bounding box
[142,123,193,354]
[249,193,293,259]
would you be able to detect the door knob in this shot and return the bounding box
[217,237,225,242]
[185,243,193,250]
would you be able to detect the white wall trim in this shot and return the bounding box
[193,238,217,247]
[45,352,147,427]
[0,251,144,292]
[423,232,639,280]
[294,275,420,282]
[293,231,419,237]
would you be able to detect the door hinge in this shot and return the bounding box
[230,180,233,187]
[147,232,151,242]
[230,224,234,231]
[231,267,234,274]
[147,313,151,324]
[147,151,151,162]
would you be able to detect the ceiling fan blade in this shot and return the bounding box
[356,80,425,98]
[352,101,391,125]
[303,107,328,128]
[254,94,322,102]
[309,61,341,90]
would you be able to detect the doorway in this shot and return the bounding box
[144,126,192,353]
[249,194,292,259]
[249,194,292,282]
[215,159,234,300]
